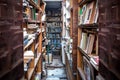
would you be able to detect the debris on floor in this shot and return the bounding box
[42,55,67,80]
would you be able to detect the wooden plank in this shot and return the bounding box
[90,60,98,71]
[77,67,86,80]
[24,38,34,50]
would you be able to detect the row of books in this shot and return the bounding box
[46,27,62,33]
[23,2,39,21]
[80,32,98,55]
[47,34,61,38]
[46,17,61,21]
[78,1,99,25]
[47,22,62,27]
[46,10,61,16]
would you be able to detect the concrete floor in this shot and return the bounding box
[41,55,67,80]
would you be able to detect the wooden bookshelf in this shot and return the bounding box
[0,0,24,79]
[46,10,62,56]
[77,0,99,80]
[23,0,46,79]
[27,53,41,80]
[78,46,91,60]
[64,49,74,80]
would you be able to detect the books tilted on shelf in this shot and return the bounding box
[90,56,99,66]
[85,34,95,54]
[84,1,95,24]
[78,1,98,25]
[79,4,87,25]
[96,36,98,55]
[24,50,34,59]
[80,32,88,50]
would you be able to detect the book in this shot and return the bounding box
[24,50,34,57]
[80,32,88,50]
[93,1,99,23]
[85,34,95,54]
[84,2,95,24]
[90,56,99,65]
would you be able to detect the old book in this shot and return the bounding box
[24,50,34,57]
[80,32,88,50]
[90,56,99,65]
[93,4,99,23]
[84,2,95,24]
[85,34,95,54]
[96,36,98,55]
[89,1,96,24]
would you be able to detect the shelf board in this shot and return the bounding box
[46,21,62,23]
[49,38,61,39]
[46,15,61,17]
[47,26,61,28]
[79,0,93,7]
[78,46,91,60]
[78,23,98,29]
[24,38,34,50]
[28,20,41,24]
[28,0,40,10]
[90,59,99,71]
[77,67,86,80]
[47,32,61,34]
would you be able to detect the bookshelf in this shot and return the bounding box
[0,0,24,80]
[98,0,120,80]
[23,0,46,80]
[77,0,99,80]
[46,10,62,58]
[77,0,120,80]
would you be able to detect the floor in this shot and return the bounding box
[41,55,67,80]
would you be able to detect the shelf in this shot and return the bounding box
[78,23,98,29]
[46,15,61,17]
[77,67,86,80]
[47,26,61,28]
[90,59,99,71]
[27,0,40,10]
[78,46,91,60]
[28,20,41,24]
[46,21,62,23]
[47,32,61,34]
[78,46,99,71]
[49,38,61,39]
[79,0,93,7]
[24,38,34,50]
[27,53,41,80]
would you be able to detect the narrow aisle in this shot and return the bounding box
[42,55,67,80]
